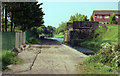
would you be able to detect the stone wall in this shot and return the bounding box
[67,22,73,31]
[64,21,99,45]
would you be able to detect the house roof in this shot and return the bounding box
[93,10,120,15]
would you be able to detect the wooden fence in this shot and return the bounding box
[2,32,27,50]
[15,32,26,48]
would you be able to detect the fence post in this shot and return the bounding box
[24,32,26,44]
[22,32,26,44]
[22,32,23,45]
[19,32,22,46]
[15,32,19,48]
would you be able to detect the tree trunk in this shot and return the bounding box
[0,6,2,32]
[14,23,16,31]
[11,15,13,32]
[2,6,4,32]
[5,6,7,32]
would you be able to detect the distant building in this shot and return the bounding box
[92,10,120,24]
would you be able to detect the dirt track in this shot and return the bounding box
[3,39,87,74]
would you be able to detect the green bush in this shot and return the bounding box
[109,13,117,24]
[27,36,40,44]
[84,43,120,72]
[2,51,22,70]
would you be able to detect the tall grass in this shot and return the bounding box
[80,25,118,52]
[81,25,120,73]
[54,34,64,38]
[2,50,22,70]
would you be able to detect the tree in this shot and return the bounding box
[37,25,47,34]
[36,25,56,37]
[109,13,117,24]
[5,6,8,32]
[56,22,67,34]
[68,13,88,22]
[2,2,15,32]
[3,2,45,32]
[13,2,44,31]
[89,15,94,21]
[46,26,55,37]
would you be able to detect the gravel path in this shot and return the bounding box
[3,39,87,74]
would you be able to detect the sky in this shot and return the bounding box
[38,1,118,28]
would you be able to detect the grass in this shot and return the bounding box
[2,50,22,70]
[79,25,120,74]
[54,34,64,38]
[80,25,118,52]
[77,62,115,74]
[95,25,118,42]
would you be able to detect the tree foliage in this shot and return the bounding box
[109,13,117,24]
[2,2,44,32]
[36,25,56,37]
[89,15,94,21]
[68,13,88,22]
[56,22,67,34]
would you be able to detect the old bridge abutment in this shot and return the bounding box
[64,21,99,46]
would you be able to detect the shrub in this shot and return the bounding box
[99,43,120,69]
[2,51,22,70]
[84,43,120,71]
[27,36,40,44]
[109,13,118,24]
[89,15,94,21]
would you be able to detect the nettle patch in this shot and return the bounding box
[85,42,120,72]
[100,43,120,69]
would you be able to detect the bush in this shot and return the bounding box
[99,43,120,69]
[39,34,45,39]
[27,36,40,44]
[109,13,118,24]
[2,51,22,70]
[84,43,120,71]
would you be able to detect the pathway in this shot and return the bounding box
[3,39,87,74]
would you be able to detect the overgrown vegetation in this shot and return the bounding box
[109,13,117,24]
[2,51,22,70]
[84,43,120,73]
[80,25,120,73]
[89,15,94,21]
[80,25,118,52]
[26,36,41,44]
[56,22,67,35]
[26,25,56,44]
[77,62,115,74]
[37,25,56,37]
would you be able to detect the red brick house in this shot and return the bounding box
[92,10,120,24]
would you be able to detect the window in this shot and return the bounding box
[104,16,109,18]
[116,16,118,18]
[96,16,102,18]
